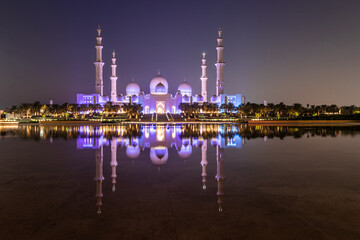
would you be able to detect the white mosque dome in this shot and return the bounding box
[211,95,219,103]
[126,145,140,159]
[132,94,138,102]
[150,74,168,94]
[154,82,167,94]
[178,81,192,96]
[150,147,168,165]
[211,137,220,146]
[178,145,192,159]
[126,82,140,96]
[182,95,190,102]
[197,95,204,102]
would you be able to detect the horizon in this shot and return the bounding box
[1,0,360,108]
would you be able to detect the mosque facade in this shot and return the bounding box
[76,26,244,113]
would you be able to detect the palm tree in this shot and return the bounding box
[122,103,143,119]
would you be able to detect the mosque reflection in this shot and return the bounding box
[2,124,360,214]
[78,124,230,214]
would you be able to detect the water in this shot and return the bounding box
[1,124,360,240]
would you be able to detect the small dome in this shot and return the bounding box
[150,74,168,94]
[211,95,219,103]
[118,94,123,101]
[211,137,220,146]
[131,94,138,102]
[182,95,190,102]
[178,81,192,96]
[126,145,140,159]
[178,145,192,159]
[197,95,204,102]
[126,82,140,96]
[154,82,167,94]
[150,147,168,165]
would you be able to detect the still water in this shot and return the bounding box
[1,124,360,240]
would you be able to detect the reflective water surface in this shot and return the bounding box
[1,124,360,240]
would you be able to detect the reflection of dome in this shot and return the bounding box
[178,81,192,96]
[154,82,167,94]
[126,145,140,159]
[182,95,190,102]
[150,147,168,165]
[126,82,140,96]
[211,95,219,102]
[150,74,168,93]
[211,137,220,146]
[178,145,192,158]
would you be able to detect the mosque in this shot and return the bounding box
[76,26,244,113]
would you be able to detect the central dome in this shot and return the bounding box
[150,74,168,94]
[154,82,167,94]
[150,147,168,165]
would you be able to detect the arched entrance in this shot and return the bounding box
[156,101,165,114]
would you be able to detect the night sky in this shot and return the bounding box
[1,0,360,108]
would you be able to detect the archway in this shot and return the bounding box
[156,101,165,114]
[145,106,150,114]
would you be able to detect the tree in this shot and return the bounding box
[122,103,143,119]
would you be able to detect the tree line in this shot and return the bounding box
[3,101,143,120]
[2,101,360,120]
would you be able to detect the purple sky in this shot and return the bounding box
[1,0,360,108]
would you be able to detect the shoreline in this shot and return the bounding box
[1,119,360,126]
[248,120,360,126]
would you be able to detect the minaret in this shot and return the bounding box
[110,138,118,192]
[110,50,118,103]
[215,144,225,212]
[200,52,208,102]
[200,139,208,190]
[95,146,104,214]
[94,25,104,96]
[215,29,225,96]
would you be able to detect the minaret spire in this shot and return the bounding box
[200,52,208,102]
[110,138,118,192]
[94,26,104,96]
[95,146,104,214]
[200,139,208,190]
[215,144,225,212]
[215,28,225,96]
[110,50,118,103]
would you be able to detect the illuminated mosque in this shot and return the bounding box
[77,26,244,113]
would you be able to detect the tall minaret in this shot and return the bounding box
[215,29,225,96]
[200,139,208,190]
[200,52,208,102]
[94,25,104,96]
[110,50,118,103]
[110,138,118,192]
[215,144,225,212]
[95,146,104,214]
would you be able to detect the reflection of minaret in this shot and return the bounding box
[110,138,118,192]
[200,52,208,102]
[201,140,208,190]
[215,145,225,212]
[110,50,118,103]
[94,25,104,96]
[95,146,104,214]
[215,29,225,96]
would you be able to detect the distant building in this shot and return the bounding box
[77,26,245,113]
